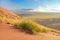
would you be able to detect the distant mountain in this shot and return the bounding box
[12,9,60,15]
[13,9,33,13]
[12,9,37,16]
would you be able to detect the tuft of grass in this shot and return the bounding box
[14,20,41,34]
[40,28,48,32]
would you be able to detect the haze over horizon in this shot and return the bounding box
[0,0,60,12]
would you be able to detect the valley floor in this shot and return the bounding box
[0,22,60,40]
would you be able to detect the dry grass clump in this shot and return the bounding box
[14,20,41,34]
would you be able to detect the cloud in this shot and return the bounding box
[30,4,60,12]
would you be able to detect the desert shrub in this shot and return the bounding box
[14,20,40,34]
[40,28,48,32]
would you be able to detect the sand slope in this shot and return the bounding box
[0,22,60,40]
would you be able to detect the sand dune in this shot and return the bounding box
[0,22,60,40]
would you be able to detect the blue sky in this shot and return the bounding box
[0,0,60,12]
[0,0,46,9]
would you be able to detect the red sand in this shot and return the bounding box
[0,22,60,40]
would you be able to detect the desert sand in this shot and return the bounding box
[0,22,60,40]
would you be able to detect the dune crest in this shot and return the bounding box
[0,7,20,19]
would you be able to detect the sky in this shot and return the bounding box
[0,0,60,12]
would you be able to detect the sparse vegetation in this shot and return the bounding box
[14,20,41,34]
[0,16,20,24]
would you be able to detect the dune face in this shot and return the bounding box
[0,7,20,19]
[0,21,60,40]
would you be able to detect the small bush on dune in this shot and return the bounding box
[40,28,48,32]
[14,20,40,34]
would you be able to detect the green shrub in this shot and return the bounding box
[14,21,40,34]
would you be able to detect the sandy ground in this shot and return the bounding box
[0,22,60,40]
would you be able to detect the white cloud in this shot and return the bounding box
[30,4,60,12]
